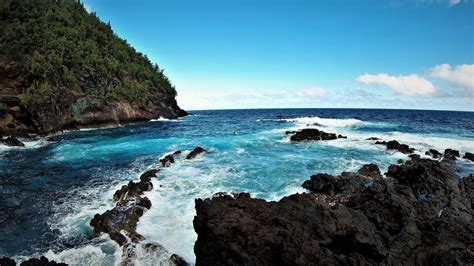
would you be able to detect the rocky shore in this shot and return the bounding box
[90,146,206,265]
[194,155,474,265]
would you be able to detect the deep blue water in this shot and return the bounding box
[0,108,473,264]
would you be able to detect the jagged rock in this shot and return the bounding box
[288,129,345,142]
[185,146,206,160]
[375,140,415,154]
[139,169,159,182]
[20,256,67,266]
[444,148,460,160]
[194,158,474,265]
[0,136,24,147]
[306,122,322,127]
[159,151,180,167]
[463,152,474,162]
[302,164,381,199]
[0,257,16,266]
[425,149,442,159]
[366,137,381,141]
[90,196,151,245]
[113,180,153,202]
[337,134,347,139]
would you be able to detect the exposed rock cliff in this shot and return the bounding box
[0,0,186,135]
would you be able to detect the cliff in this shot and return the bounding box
[0,0,187,135]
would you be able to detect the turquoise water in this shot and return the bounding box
[0,109,473,264]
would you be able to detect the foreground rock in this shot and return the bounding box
[375,140,415,154]
[194,158,473,265]
[286,129,346,142]
[0,136,24,147]
[0,256,67,266]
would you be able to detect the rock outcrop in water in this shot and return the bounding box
[0,136,24,147]
[185,146,206,160]
[90,147,205,265]
[375,140,415,154]
[464,152,474,162]
[425,149,442,159]
[286,128,346,142]
[444,148,460,160]
[0,256,67,266]
[194,158,474,265]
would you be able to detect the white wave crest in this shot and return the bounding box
[281,116,365,128]
[150,116,181,122]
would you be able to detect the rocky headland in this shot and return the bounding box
[194,155,474,265]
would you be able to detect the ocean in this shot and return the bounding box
[0,108,473,264]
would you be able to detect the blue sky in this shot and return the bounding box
[84,0,473,111]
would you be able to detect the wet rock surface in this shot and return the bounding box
[194,157,474,265]
[0,256,67,266]
[463,152,474,162]
[287,128,346,142]
[375,140,415,154]
[0,136,24,147]
[425,149,442,158]
[185,146,206,160]
[444,148,460,160]
[90,149,192,265]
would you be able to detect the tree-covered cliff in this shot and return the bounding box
[0,0,186,135]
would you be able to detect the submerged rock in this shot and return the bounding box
[185,146,206,160]
[463,152,474,162]
[366,137,381,141]
[0,136,24,147]
[159,151,180,167]
[288,128,345,142]
[425,149,442,159]
[194,158,474,265]
[375,140,415,154]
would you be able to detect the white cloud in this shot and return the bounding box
[296,88,328,99]
[430,64,474,95]
[356,73,436,96]
[448,0,461,6]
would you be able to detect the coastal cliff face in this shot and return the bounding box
[0,0,186,135]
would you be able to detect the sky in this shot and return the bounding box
[83,0,474,111]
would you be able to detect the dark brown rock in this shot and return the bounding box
[366,137,381,141]
[375,140,415,154]
[0,257,16,266]
[0,136,24,147]
[185,146,206,160]
[20,256,67,266]
[463,152,474,162]
[160,154,175,167]
[444,149,460,160]
[194,158,474,265]
[288,128,343,142]
[425,149,442,159]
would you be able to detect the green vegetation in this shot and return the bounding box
[0,0,176,112]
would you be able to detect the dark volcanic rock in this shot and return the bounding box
[194,158,474,265]
[366,137,381,141]
[425,149,442,159]
[463,152,474,162]
[0,136,24,147]
[0,257,16,266]
[12,256,68,266]
[288,128,345,142]
[139,169,159,182]
[375,140,415,154]
[159,151,181,167]
[90,196,151,245]
[185,146,206,160]
[113,180,153,202]
[444,149,460,160]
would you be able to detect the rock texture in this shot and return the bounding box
[464,152,474,162]
[286,129,346,142]
[0,136,24,147]
[425,149,442,159]
[194,158,474,265]
[0,256,67,266]
[375,140,415,154]
[444,149,460,160]
[185,146,206,160]
[90,148,205,265]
